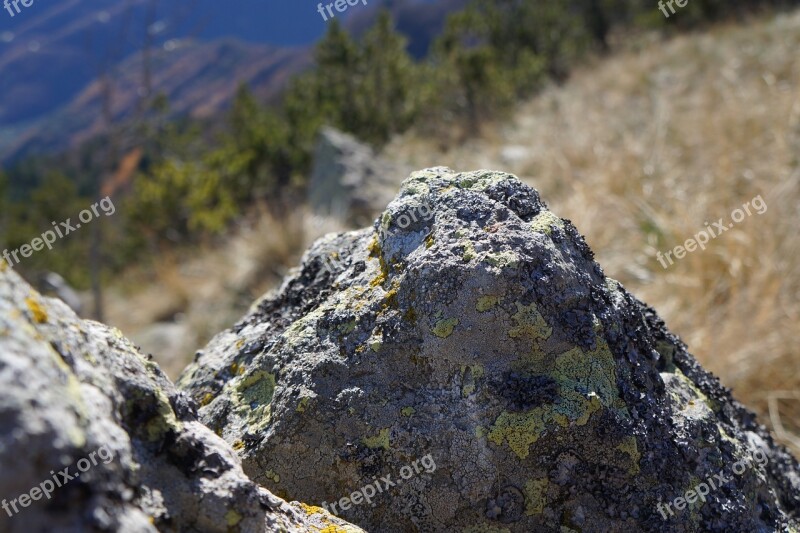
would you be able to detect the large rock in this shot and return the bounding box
[307,127,404,227]
[180,168,800,532]
[0,264,364,533]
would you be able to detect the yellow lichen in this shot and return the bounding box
[296,396,312,413]
[615,436,641,475]
[476,295,499,312]
[432,317,458,338]
[488,409,549,459]
[200,392,215,407]
[484,251,519,269]
[232,439,244,451]
[338,320,356,334]
[462,525,511,533]
[462,241,477,262]
[508,302,552,340]
[224,509,242,526]
[461,365,484,397]
[530,211,564,236]
[25,296,48,324]
[362,428,391,450]
[524,478,549,515]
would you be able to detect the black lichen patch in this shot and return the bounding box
[494,372,559,411]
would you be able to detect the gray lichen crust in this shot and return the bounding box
[0,265,364,533]
[180,167,800,532]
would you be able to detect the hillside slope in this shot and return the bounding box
[387,9,800,455]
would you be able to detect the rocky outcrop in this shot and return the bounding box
[0,264,364,532]
[180,168,800,532]
[307,127,406,227]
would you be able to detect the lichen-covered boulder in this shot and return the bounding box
[0,265,364,533]
[180,168,800,532]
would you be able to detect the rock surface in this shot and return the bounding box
[0,264,364,532]
[181,167,800,532]
[307,127,406,227]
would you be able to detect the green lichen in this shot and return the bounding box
[362,428,391,450]
[401,407,415,417]
[530,211,564,236]
[200,392,215,407]
[524,478,550,516]
[553,341,618,405]
[338,320,356,334]
[509,302,552,340]
[224,509,242,527]
[238,370,276,406]
[432,317,459,338]
[615,436,641,475]
[476,295,499,312]
[368,235,389,287]
[462,241,477,262]
[488,408,551,459]
[489,335,625,458]
[484,251,519,269]
[296,396,312,413]
[455,170,514,192]
[264,469,281,483]
[369,332,383,353]
[462,525,511,533]
[144,388,183,442]
[236,370,276,431]
[461,364,485,396]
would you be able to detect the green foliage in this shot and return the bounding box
[4,172,93,286]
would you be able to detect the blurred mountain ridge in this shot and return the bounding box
[0,0,466,163]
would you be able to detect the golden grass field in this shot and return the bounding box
[389,9,800,455]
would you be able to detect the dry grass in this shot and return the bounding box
[104,203,326,378]
[387,10,800,455]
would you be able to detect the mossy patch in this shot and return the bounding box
[432,317,459,338]
[362,428,391,450]
[509,302,552,340]
[401,406,415,417]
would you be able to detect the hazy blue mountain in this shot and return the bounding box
[0,0,467,162]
